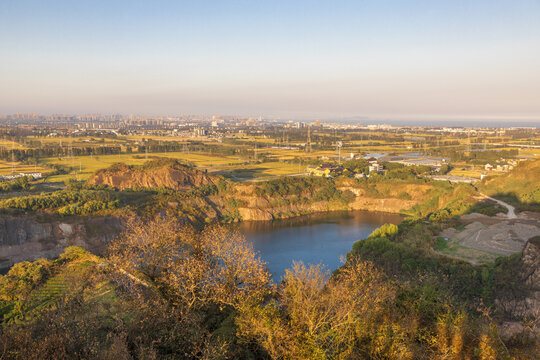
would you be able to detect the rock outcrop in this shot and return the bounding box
[496,236,540,319]
[88,161,220,191]
[233,184,422,221]
[0,215,122,270]
[516,236,540,317]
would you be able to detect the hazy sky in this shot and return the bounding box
[1,0,539,120]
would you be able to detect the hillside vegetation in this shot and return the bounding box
[0,158,505,223]
[1,219,536,359]
[0,159,538,358]
[478,159,540,211]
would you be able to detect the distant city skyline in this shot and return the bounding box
[1,0,539,122]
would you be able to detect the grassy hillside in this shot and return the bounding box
[478,159,540,211]
[0,247,114,324]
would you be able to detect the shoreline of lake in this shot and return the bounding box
[237,210,403,280]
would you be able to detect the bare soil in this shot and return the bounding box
[437,211,540,264]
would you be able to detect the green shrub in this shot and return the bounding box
[368,223,399,239]
[0,176,31,192]
[0,259,52,301]
[0,189,120,215]
[398,191,412,200]
[434,237,447,250]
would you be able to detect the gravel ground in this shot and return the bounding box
[438,212,540,260]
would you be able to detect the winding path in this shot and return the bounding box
[479,193,517,219]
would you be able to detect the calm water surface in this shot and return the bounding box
[238,211,402,280]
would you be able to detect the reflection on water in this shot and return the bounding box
[236,211,402,280]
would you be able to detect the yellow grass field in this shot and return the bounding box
[42,150,310,182]
[518,149,540,158]
[0,160,51,176]
[447,168,486,179]
[218,161,305,181]
[12,131,537,183]
[0,139,29,150]
[42,152,251,182]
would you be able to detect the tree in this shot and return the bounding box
[107,216,272,311]
[237,260,407,359]
[369,223,399,239]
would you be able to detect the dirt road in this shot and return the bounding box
[479,193,517,219]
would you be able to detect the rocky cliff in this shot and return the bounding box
[232,184,423,221]
[496,236,540,319]
[0,215,122,270]
[88,161,220,191]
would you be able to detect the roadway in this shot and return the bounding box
[479,193,517,219]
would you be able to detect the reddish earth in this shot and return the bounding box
[88,162,220,191]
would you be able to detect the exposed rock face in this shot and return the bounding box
[348,197,416,214]
[0,215,122,270]
[236,198,414,221]
[89,161,423,221]
[0,217,53,246]
[496,236,540,319]
[521,237,540,291]
[516,237,540,318]
[238,208,273,221]
[234,185,420,221]
[88,162,219,191]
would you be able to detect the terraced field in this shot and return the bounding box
[0,160,51,176]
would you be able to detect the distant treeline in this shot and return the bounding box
[0,141,262,163]
[429,149,518,163]
[0,147,122,162]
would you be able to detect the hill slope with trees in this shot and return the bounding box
[478,159,540,211]
[1,218,536,359]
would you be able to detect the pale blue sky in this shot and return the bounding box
[1,0,539,120]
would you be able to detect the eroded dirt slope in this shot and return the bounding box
[88,161,220,191]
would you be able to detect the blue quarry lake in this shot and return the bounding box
[238,210,402,280]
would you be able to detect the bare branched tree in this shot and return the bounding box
[108,216,272,312]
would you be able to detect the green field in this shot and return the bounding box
[7,128,537,184]
[217,161,305,181]
[42,152,243,181]
[41,151,307,182]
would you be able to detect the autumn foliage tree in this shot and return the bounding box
[237,260,417,359]
[108,216,272,311]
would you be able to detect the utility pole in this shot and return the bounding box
[69,136,74,172]
[337,141,343,166]
[10,139,15,175]
[306,124,311,152]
